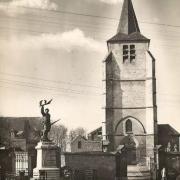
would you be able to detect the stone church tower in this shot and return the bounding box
[102,0,158,178]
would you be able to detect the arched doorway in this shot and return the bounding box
[115,116,145,165]
[122,135,137,165]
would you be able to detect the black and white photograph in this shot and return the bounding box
[0,0,180,179]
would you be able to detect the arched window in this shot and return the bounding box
[126,119,132,133]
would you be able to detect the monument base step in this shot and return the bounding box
[33,167,60,180]
[127,165,151,180]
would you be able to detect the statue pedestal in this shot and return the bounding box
[33,141,60,180]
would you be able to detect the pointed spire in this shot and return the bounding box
[107,0,150,43]
[117,0,140,35]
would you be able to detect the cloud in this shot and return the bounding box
[99,0,123,4]
[152,17,159,23]
[0,0,57,11]
[2,29,106,53]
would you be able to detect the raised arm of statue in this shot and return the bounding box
[41,105,46,116]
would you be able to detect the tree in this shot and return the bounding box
[50,124,68,152]
[69,127,87,142]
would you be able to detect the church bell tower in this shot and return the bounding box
[102,0,158,178]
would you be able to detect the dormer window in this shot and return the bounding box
[123,44,136,63]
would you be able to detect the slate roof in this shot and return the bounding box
[71,135,87,143]
[117,0,140,34]
[108,32,150,43]
[0,117,42,144]
[158,124,180,136]
[0,117,41,131]
[88,127,102,136]
[108,0,149,43]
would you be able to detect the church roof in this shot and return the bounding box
[117,0,140,35]
[108,32,150,43]
[108,0,149,43]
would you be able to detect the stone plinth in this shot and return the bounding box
[127,165,151,180]
[33,141,60,180]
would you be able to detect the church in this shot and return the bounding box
[69,1,180,179]
[99,0,180,179]
[29,0,179,179]
[102,0,158,178]
[69,0,159,179]
[1,0,180,180]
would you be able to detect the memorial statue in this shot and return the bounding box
[39,99,60,141]
[33,99,61,180]
[39,99,53,141]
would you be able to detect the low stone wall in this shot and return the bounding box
[63,151,127,180]
[159,151,180,180]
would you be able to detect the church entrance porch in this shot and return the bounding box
[121,135,138,165]
[119,135,151,180]
[126,147,137,165]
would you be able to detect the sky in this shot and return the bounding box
[0,0,180,132]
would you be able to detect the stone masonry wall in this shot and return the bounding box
[71,136,102,153]
[64,152,123,180]
[105,42,157,161]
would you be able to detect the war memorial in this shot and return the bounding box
[32,100,60,180]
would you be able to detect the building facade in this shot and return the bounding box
[71,135,102,153]
[0,117,41,178]
[102,0,158,178]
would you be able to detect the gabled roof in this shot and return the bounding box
[0,117,41,131]
[88,127,102,136]
[0,117,42,143]
[158,124,180,136]
[108,32,150,43]
[108,0,149,43]
[71,135,87,143]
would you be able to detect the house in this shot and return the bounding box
[0,117,41,150]
[88,127,102,141]
[0,117,41,177]
[158,124,180,152]
[71,135,102,153]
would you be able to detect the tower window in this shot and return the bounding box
[130,44,136,63]
[78,141,82,149]
[123,45,129,63]
[122,44,136,63]
[126,119,132,133]
[130,45,135,49]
